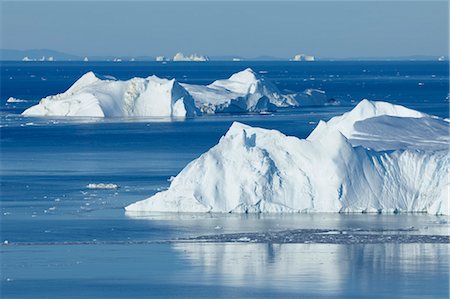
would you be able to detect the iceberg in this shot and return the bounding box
[22,72,200,118]
[173,52,209,61]
[182,68,282,113]
[7,97,29,103]
[125,100,449,215]
[21,68,332,117]
[182,68,330,113]
[86,183,119,189]
[292,54,315,61]
[284,88,334,107]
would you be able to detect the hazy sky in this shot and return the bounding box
[1,1,448,58]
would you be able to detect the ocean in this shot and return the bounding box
[1,61,449,298]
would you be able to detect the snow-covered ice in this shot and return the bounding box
[7,97,29,103]
[292,54,315,61]
[182,68,283,113]
[22,72,200,117]
[173,52,209,61]
[126,100,449,215]
[86,183,120,189]
[21,69,332,117]
[182,68,331,113]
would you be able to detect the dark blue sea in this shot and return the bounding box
[1,61,449,298]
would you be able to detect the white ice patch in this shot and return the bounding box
[86,183,120,189]
[7,97,29,103]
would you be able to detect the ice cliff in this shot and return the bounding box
[126,100,449,215]
[22,72,200,117]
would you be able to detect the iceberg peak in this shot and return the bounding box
[66,71,102,94]
[308,99,427,141]
[227,68,260,84]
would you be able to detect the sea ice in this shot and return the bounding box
[126,100,449,215]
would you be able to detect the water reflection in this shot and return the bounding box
[174,242,449,297]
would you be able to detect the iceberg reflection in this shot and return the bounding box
[173,242,449,295]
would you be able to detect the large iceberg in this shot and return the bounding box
[182,68,330,113]
[21,69,331,117]
[22,72,200,117]
[125,100,449,215]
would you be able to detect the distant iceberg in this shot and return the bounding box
[173,52,209,62]
[126,100,449,215]
[22,72,200,117]
[21,68,332,117]
[292,54,315,61]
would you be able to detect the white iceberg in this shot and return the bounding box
[292,54,315,61]
[22,72,200,118]
[155,56,168,62]
[182,68,282,113]
[7,97,29,103]
[173,52,209,62]
[86,183,119,189]
[125,100,449,215]
[21,68,332,117]
[284,89,334,107]
[182,68,329,113]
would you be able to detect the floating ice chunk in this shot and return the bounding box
[126,100,449,215]
[6,97,29,103]
[86,183,120,189]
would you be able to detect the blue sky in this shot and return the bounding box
[1,1,448,58]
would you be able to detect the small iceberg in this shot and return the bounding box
[126,100,449,215]
[6,97,29,103]
[86,183,120,189]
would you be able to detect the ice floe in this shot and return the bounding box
[86,183,120,189]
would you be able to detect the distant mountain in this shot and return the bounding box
[0,49,82,61]
[320,55,448,61]
[0,49,156,61]
[1,49,446,62]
